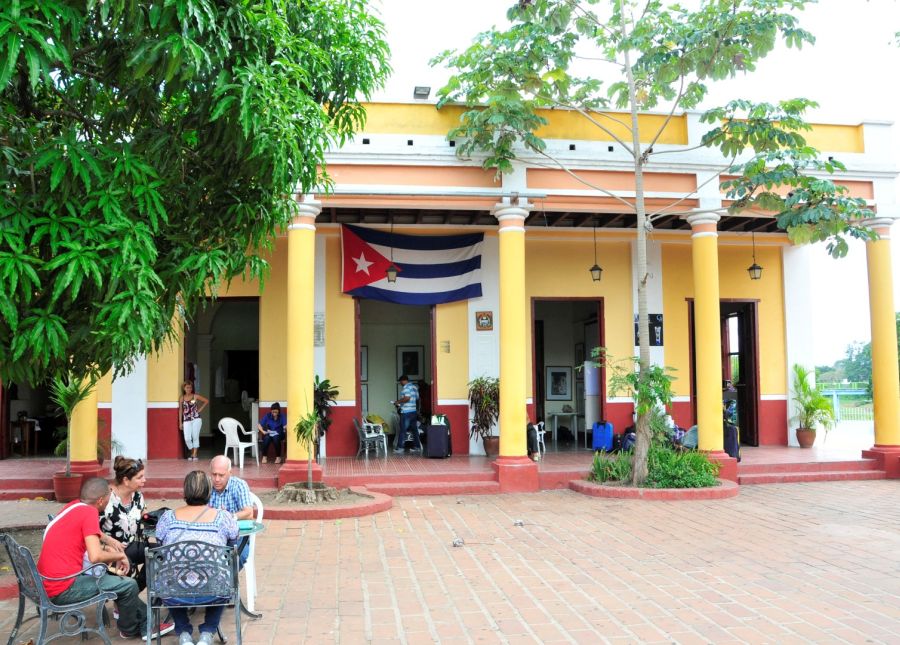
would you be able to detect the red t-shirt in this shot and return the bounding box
[37,501,101,597]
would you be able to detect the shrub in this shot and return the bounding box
[589,450,632,483]
[644,443,720,489]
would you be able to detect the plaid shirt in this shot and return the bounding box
[208,475,252,514]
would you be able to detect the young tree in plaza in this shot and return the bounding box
[434,0,874,484]
[0,0,390,388]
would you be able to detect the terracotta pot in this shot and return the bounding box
[796,427,816,448]
[53,471,84,503]
[482,436,500,457]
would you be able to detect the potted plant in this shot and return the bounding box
[791,363,836,448]
[292,408,320,493]
[49,373,96,502]
[313,376,339,460]
[468,376,500,456]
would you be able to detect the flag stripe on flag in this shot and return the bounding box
[389,257,482,279]
[363,269,483,294]
[351,284,483,306]
[347,225,483,250]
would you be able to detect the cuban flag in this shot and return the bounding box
[341,224,484,305]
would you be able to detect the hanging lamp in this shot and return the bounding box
[589,221,603,282]
[386,218,399,283]
[747,231,763,280]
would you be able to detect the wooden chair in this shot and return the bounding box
[145,540,241,645]
[0,532,116,645]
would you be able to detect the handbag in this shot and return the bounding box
[140,507,171,528]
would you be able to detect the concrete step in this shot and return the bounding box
[0,490,54,501]
[365,481,501,496]
[739,470,886,485]
[738,459,879,474]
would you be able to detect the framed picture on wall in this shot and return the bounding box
[360,345,368,382]
[396,345,424,380]
[360,383,368,413]
[546,366,572,401]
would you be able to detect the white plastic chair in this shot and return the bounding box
[218,417,259,469]
[535,421,547,455]
[245,492,264,613]
[363,419,388,455]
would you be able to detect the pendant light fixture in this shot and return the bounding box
[747,231,763,281]
[386,218,399,283]
[589,220,603,282]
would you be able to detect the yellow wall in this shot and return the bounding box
[662,241,787,397]
[323,230,357,400]
[147,325,184,401]
[361,103,863,152]
[524,231,634,396]
[97,372,112,402]
[257,237,288,401]
[362,103,687,144]
[435,300,469,400]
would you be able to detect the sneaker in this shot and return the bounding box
[274,457,281,464]
[179,632,195,645]
[139,620,175,641]
[197,632,214,645]
[393,449,404,454]
[261,456,267,464]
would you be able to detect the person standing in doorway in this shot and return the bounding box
[179,381,209,461]
[393,374,421,454]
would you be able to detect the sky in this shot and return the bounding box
[371,0,900,366]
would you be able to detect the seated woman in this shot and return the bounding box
[155,471,239,645]
[256,402,286,464]
[100,456,148,591]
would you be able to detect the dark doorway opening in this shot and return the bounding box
[688,299,760,447]
[532,298,604,450]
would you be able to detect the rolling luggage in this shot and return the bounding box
[425,424,450,458]
[723,422,741,462]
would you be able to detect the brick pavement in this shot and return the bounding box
[2,480,899,644]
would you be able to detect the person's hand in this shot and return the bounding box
[105,539,125,554]
[114,554,130,575]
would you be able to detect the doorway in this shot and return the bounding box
[532,299,604,449]
[184,298,260,457]
[688,299,760,446]
[357,300,433,434]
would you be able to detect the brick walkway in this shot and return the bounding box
[3,480,899,643]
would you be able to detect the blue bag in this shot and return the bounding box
[592,421,614,452]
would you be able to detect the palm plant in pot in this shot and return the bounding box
[49,373,96,502]
[468,376,499,456]
[791,363,836,448]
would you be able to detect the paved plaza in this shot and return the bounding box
[2,479,899,644]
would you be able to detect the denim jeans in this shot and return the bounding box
[395,411,421,450]
[53,574,147,636]
[167,601,225,637]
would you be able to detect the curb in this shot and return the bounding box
[264,487,392,520]
[569,478,739,500]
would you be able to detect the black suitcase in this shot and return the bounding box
[424,424,450,458]
[723,423,741,462]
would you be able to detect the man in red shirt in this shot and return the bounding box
[39,477,173,640]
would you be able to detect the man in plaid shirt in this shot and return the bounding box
[209,455,254,519]
[209,455,254,567]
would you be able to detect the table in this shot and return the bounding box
[548,413,578,450]
[144,520,265,619]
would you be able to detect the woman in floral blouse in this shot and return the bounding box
[101,456,148,590]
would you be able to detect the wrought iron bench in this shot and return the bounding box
[145,540,241,645]
[0,532,115,645]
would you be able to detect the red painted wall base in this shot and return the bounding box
[69,460,104,478]
[492,456,539,492]
[278,460,323,487]
[148,408,181,459]
[861,445,900,478]
[707,450,738,482]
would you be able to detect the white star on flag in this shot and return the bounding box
[353,252,373,275]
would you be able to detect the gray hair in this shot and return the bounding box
[80,477,110,503]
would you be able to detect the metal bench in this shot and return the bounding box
[0,532,115,645]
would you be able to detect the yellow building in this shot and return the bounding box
[21,103,900,489]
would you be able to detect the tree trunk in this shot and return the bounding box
[622,12,652,487]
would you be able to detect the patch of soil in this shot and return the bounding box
[0,527,43,571]
[262,485,373,508]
